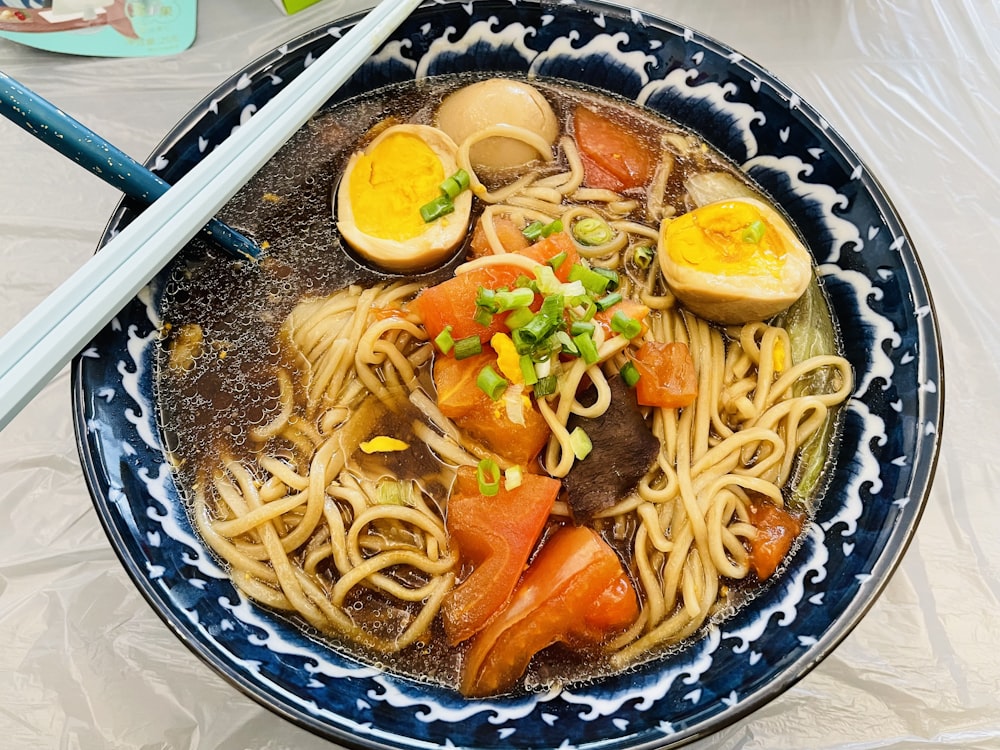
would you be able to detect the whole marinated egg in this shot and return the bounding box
[658,198,812,324]
[336,123,472,272]
[435,78,558,171]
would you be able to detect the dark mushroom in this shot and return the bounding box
[563,374,660,523]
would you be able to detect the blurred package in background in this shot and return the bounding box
[0,0,196,56]
[271,0,326,13]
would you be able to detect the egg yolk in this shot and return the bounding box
[348,132,445,241]
[666,201,786,278]
[490,332,524,384]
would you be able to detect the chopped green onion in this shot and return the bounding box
[620,360,641,387]
[522,218,563,242]
[529,337,559,364]
[573,299,597,322]
[572,216,615,246]
[554,330,579,356]
[504,465,524,491]
[476,365,508,401]
[440,177,461,199]
[534,374,558,398]
[473,306,494,327]
[568,263,611,295]
[494,287,535,312]
[518,293,564,345]
[742,219,766,244]
[439,169,471,198]
[592,267,620,291]
[574,331,600,364]
[533,265,563,295]
[511,327,535,355]
[505,306,535,331]
[570,320,596,337]
[569,426,593,460]
[546,250,568,270]
[514,274,538,291]
[475,286,499,313]
[533,356,552,378]
[419,194,454,223]
[519,354,539,385]
[610,309,642,338]
[453,335,482,360]
[433,325,455,354]
[522,220,544,242]
[476,458,501,497]
[595,291,623,311]
[633,243,655,269]
[561,281,590,307]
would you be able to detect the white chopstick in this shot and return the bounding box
[0,0,423,431]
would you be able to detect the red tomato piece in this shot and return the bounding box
[411,232,581,344]
[433,351,551,467]
[747,501,804,579]
[632,341,698,409]
[574,105,655,190]
[594,298,651,339]
[459,525,639,698]
[469,215,532,258]
[517,231,580,283]
[441,466,560,645]
[410,266,522,344]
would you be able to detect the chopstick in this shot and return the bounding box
[0,71,261,262]
[0,0,423,432]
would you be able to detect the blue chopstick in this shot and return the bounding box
[0,0,422,433]
[0,70,261,261]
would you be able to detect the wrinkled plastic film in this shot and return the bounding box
[1,1,997,748]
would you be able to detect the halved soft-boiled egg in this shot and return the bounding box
[658,197,813,324]
[336,123,472,272]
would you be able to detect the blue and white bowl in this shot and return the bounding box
[72,1,942,748]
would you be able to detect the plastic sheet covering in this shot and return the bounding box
[0,1,997,747]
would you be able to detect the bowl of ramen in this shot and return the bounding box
[72,1,942,748]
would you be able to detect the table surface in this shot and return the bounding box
[1,1,997,748]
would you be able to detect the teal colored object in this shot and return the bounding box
[0,69,260,260]
[0,0,196,57]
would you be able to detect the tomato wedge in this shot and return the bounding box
[469,214,532,257]
[594,298,650,339]
[442,466,559,645]
[460,524,638,698]
[574,105,654,191]
[516,231,580,283]
[410,266,522,344]
[747,501,803,579]
[631,341,698,409]
[433,351,551,466]
[411,232,580,345]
